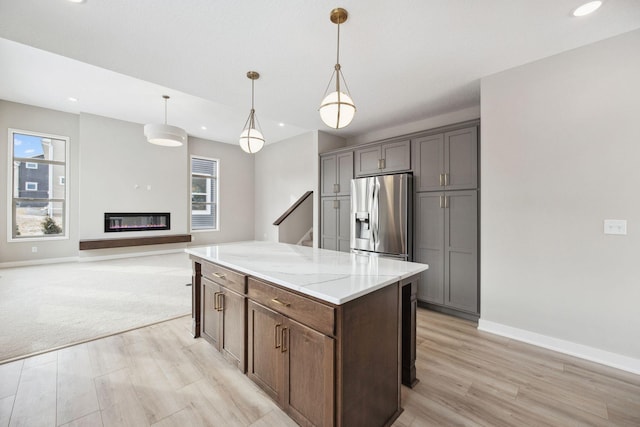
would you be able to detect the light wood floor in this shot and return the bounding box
[1,308,638,426]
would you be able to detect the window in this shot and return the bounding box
[190,156,218,231]
[8,129,69,240]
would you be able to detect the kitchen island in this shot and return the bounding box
[187,241,428,427]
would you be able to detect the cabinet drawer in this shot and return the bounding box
[202,262,246,294]
[248,278,335,337]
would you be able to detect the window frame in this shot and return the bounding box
[189,155,219,232]
[25,162,38,169]
[7,129,70,242]
[25,182,38,191]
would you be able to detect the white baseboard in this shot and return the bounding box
[0,256,79,268]
[478,319,640,375]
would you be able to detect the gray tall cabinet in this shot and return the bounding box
[320,152,353,252]
[413,125,479,317]
[318,121,480,319]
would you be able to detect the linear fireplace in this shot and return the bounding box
[104,212,170,233]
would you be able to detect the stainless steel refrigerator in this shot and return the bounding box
[350,173,412,260]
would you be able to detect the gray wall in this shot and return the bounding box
[254,132,317,243]
[0,100,80,263]
[188,136,255,246]
[480,29,640,365]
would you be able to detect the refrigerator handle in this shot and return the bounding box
[372,180,379,245]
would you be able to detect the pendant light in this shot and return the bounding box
[144,95,187,147]
[239,71,265,154]
[319,8,356,129]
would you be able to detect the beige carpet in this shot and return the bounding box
[0,252,192,363]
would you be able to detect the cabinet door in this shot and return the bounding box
[320,198,338,251]
[354,145,382,176]
[247,300,284,405]
[381,139,411,173]
[414,193,445,304]
[201,279,222,349]
[284,318,335,427]
[444,127,478,190]
[337,196,351,253]
[220,287,246,372]
[336,152,353,196]
[320,155,337,197]
[413,134,444,192]
[444,190,478,313]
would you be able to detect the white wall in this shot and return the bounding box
[78,113,188,240]
[254,132,317,243]
[188,136,255,246]
[0,100,80,264]
[480,29,640,370]
[346,105,480,146]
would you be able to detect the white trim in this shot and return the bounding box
[25,162,38,169]
[25,181,38,191]
[478,319,640,375]
[189,154,219,232]
[0,256,79,268]
[8,128,70,242]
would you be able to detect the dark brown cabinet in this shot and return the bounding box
[247,278,334,426]
[200,263,247,371]
[354,139,411,176]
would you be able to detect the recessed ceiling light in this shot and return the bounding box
[68,97,78,102]
[68,0,86,3]
[278,123,285,127]
[201,126,207,130]
[573,1,602,17]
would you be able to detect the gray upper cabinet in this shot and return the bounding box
[354,139,411,177]
[320,152,353,197]
[320,196,350,252]
[413,126,478,192]
[414,190,478,315]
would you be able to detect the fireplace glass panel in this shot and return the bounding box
[104,212,170,232]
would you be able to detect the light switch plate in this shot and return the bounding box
[604,219,627,235]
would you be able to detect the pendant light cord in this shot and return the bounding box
[164,97,168,125]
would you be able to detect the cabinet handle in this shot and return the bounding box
[333,183,339,193]
[212,272,226,280]
[378,158,386,170]
[444,173,449,186]
[281,327,288,353]
[271,297,291,307]
[333,200,339,209]
[274,324,281,349]
[439,195,444,209]
[217,293,224,312]
[444,195,449,209]
[213,292,220,310]
[439,173,444,186]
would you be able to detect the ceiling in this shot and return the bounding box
[1,0,639,146]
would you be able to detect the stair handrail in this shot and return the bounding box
[273,191,313,226]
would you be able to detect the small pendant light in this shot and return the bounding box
[319,8,356,129]
[239,71,265,154]
[144,95,187,147]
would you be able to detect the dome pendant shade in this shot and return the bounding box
[144,123,187,147]
[145,95,186,147]
[239,71,265,154]
[320,91,355,129]
[239,112,265,153]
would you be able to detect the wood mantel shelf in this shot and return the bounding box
[79,234,191,250]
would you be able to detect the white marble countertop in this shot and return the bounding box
[186,241,428,305]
